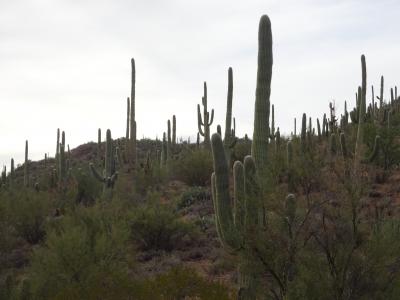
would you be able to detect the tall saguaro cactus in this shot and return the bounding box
[172,115,176,147]
[130,58,137,169]
[90,129,118,198]
[223,67,237,166]
[24,140,29,187]
[197,82,214,148]
[354,55,367,171]
[251,15,273,175]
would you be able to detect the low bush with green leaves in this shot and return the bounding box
[129,202,197,252]
[177,186,210,209]
[173,149,213,186]
[25,205,134,300]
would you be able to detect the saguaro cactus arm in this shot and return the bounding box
[211,133,241,251]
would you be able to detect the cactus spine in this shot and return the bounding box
[197,82,214,148]
[251,15,273,175]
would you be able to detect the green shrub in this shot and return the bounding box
[27,205,134,300]
[4,189,52,244]
[129,203,196,252]
[173,149,213,186]
[177,186,210,209]
[134,266,232,299]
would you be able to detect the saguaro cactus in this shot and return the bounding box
[211,133,263,298]
[269,104,275,140]
[90,129,118,198]
[24,140,29,187]
[251,14,273,175]
[301,113,307,152]
[59,143,67,185]
[161,132,167,167]
[197,82,214,148]
[223,67,237,166]
[56,128,60,158]
[172,115,176,147]
[354,55,367,171]
[130,58,137,169]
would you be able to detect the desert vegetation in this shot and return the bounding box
[1,13,400,300]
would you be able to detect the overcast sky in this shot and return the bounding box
[1,0,399,169]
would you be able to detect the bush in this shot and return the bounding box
[177,186,210,209]
[134,266,232,299]
[129,203,196,252]
[26,205,134,299]
[3,189,52,244]
[173,149,213,186]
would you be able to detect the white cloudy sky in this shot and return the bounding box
[1,0,400,169]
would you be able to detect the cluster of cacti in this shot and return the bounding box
[197,82,214,148]
[211,15,289,298]
[90,129,118,198]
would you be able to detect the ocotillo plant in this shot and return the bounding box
[24,140,29,187]
[251,14,273,175]
[197,81,214,148]
[90,129,118,198]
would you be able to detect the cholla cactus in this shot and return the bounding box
[197,81,214,148]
